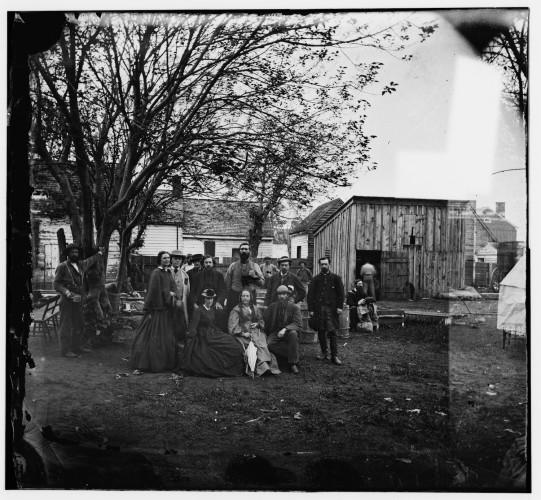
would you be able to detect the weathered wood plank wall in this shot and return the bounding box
[313,198,468,297]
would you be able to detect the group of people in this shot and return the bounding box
[129,242,349,377]
[54,240,377,379]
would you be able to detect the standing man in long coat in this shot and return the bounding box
[307,256,345,366]
[54,243,104,358]
[170,250,190,342]
[265,256,306,306]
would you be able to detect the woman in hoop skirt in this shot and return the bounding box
[179,289,244,378]
[130,251,178,372]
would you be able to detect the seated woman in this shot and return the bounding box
[228,289,281,377]
[179,289,244,378]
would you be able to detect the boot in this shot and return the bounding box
[331,356,343,366]
[317,331,328,357]
[316,351,330,361]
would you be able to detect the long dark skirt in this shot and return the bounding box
[180,327,244,378]
[131,309,176,373]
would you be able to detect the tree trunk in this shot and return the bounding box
[115,227,132,293]
[248,217,265,258]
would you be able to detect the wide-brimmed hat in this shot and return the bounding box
[276,285,292,295]
[170,250,186,259]
[64,243,83,256]
[191,253,204,262]
[277,256,292,265]
[201,288,216,298]
[264,256,272,260]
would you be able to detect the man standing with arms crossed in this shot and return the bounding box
[225,242,265,312]
[307,256,345,366]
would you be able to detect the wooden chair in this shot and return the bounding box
[32,294,61,341]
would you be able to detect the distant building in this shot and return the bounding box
[141,198,274,262]
[464,202,520,286]
[465,202,518,262]
[289,199,343,265]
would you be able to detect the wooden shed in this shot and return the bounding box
[312,196,470,299]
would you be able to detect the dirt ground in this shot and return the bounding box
[21,298,527,491]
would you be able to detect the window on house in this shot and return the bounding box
[297,246,302,259]
[231,248,240,260]
[204,240,216,257]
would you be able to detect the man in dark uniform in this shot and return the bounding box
[307,256,345,366]
[53,243,104,358]
[264,285,303,375]
[187,253,204,283]
[265,256,306,306]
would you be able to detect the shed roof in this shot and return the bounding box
[290,198,344,235]
[313,195,472,236]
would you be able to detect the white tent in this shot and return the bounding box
[497,255,526,336]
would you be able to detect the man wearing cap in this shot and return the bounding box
[188,255,227,317]
[170,250,190,341]
[225,242,264,313]
[264,285,303,374]
[265,256,306,306]
[307,256,345,366]
[347,279,367,333]
[53,243,104,358]
[261,256,279,288]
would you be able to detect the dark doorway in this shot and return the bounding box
[356,250,382,299]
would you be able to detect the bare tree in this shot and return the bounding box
[30,12,437,281]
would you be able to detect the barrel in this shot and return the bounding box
[337,305,350,338]
[299,302,318,344]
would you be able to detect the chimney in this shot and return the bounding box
[495,202,505,218]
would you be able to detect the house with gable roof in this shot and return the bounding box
[289,198,343,266]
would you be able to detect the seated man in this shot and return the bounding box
[346,279,367,332]
[264,285,302,375]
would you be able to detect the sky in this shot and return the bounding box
[325,10,528,240]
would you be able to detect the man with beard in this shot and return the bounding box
[225,242,264,313]
[307,256,345,366]
[53,243,104,358]
[265,256,306,306]
[170,250,190,342]
[188,255,227,316]
[264,285,302,374]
